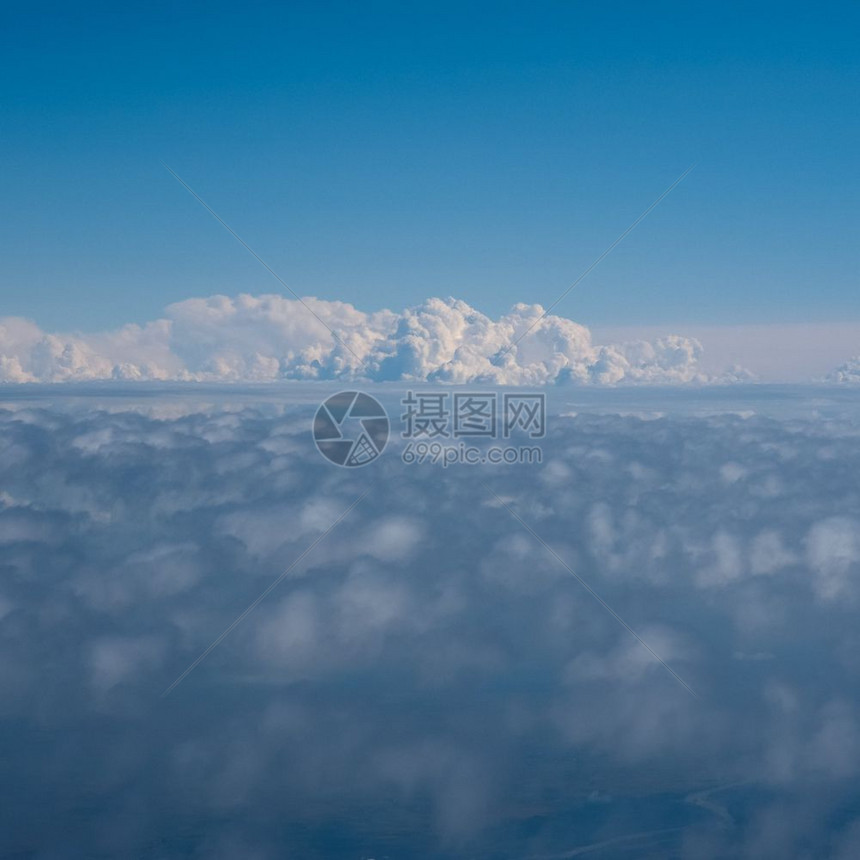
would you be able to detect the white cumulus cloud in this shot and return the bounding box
[0,294,734,385]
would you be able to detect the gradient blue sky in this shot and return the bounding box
[1,1,858,332]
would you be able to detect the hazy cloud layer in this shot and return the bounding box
[0,294,731,384]
[2,389,860,857]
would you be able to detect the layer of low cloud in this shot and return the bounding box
[0,294,742,385]
[3,391,860,856]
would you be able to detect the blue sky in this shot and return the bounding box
[1,1,858,333]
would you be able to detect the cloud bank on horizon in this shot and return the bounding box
[0,294,759,385]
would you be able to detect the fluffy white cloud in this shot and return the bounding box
[0,294,728,384]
